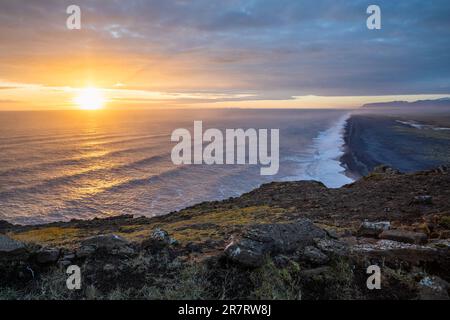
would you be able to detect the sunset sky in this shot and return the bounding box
[1,0,449,110]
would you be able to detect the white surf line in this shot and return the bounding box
[396,120,450,131]
[303,112,354,188]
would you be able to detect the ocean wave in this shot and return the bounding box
[90,165,189,194]
[300,113,354,188]
[0,132,127,150]
[0,153,170,199]
[0,144,167,178]
[0,132,168,153]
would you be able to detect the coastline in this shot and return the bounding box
[301,112,354,188]
[340,115,372,179]
[340,112,450,178]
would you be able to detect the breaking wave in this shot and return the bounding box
[301,113,354,188]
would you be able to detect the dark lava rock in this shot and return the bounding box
[351,239,449,273]
[185,242,203,253]
[435,165,448,174]
[76,245,96,258]
[314,238,349,256]
[141,229,178,253]
[372,165,401,175]
[58,260,72,268]
[379,229,428,244]
[0,220,14,233]
[224,219,327,267]
[301,246,329,265]
[77,234,135,257]
[36,248,60,264]
[0,235,28,261]
[62,253,76,261]
[81,234,129,248]
[151,228,178,245]
[358,221,390,237]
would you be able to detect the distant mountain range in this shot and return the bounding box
[362,97,450,109]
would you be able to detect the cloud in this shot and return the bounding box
[0,0,449,103]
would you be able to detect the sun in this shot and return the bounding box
[74,88,106,110]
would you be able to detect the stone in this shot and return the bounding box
[58,260,72,268]
[436,165,448,174]
[62,253,75,261]
[358,221,390,237]
[315,239,349,256]
[411,195,433,205]
[81,234,129,248]
[0,235,25,252]
[0,220,14,232]
[224,219,327,267]
[141,229,178,253]
[185,242,203,253]
[151,228,178,245]
[418,276,449,300]
[372,165,401,175]
[76,245,96,258]
[301,246,329,265]
[224,237,265,267]
[78,234,135,257]
[115,246,136,256]
[0,235,28,260]
[325,229,339,239]
[36,248,60,264]
[352,239,433,252]
[379,229,427,244]
[351,239,444,269]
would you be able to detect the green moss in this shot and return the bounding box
[6,205,289,247]
[10,227,83,247]
[125,205,288,244]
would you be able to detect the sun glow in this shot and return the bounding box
[74,88,106,110]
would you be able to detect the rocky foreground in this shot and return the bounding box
[0,165,449,300]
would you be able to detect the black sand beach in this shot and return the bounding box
[342,113,450,177]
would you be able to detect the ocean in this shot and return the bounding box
[0,109,353,225]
